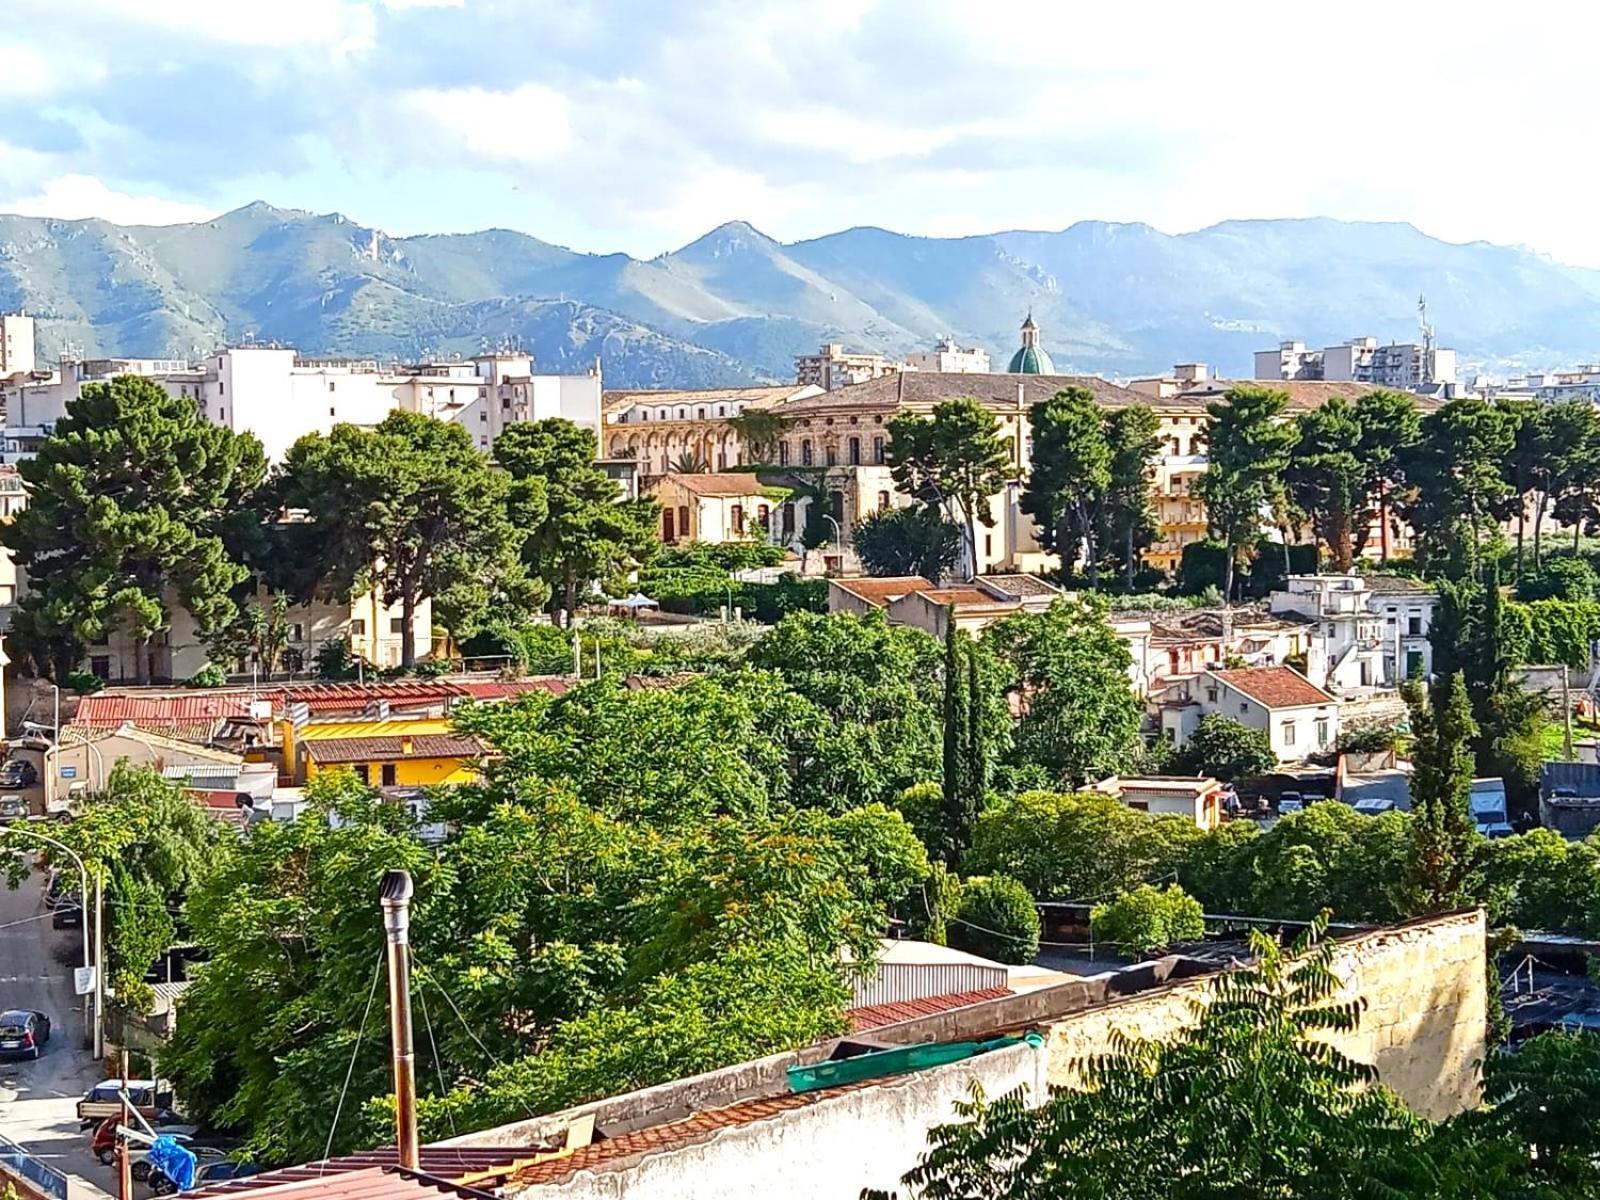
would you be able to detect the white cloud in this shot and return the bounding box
[42,0,375,50]
[2,176,218,226]
[378,0,463,8]
[401,84,572,163]
[0,40,102,96]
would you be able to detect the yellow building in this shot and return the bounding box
[289,717,484,786]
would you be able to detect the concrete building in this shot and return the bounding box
[905,338,991,374]
[884,575,1064,639]
[1094,774,1226,829]
[1160,665,1340,761]
[0,313,36,379]
[795,343,905,392]
[1270,575,1387,694]
[650,473,777,545]
[826,576,940,618]
[1254,336,1456,392]
[1127,362,1210,399]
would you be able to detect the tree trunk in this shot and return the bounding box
[1534,492,1549,568]
[1330,504,1352,572]
[400,591,416,668]
[1082,503,1099,588]
[962,508,979,582]
[1378,479,1391,563]
[1125,525,1136,590]
[563,565,578,627]
[1222,543,1236,604]
[1516,500,1526,582]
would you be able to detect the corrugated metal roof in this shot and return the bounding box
[76,694,256,726]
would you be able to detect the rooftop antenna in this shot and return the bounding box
[1418,293,1435,385]
[379,870,419,1170]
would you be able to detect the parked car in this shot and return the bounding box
[1277,791,1305,815]
[0,795,26,822]
[76,1080,174,1125]
[0,759,39,788]
[51,899,83,929]
[148,1149,237,1195]
[0,1010,51,1059]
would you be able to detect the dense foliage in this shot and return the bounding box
[1090,883,1205,958]
[853,506,961,581]
[947,875,1040,965]
[1168,714,1276,781]
[885,398,1015,577]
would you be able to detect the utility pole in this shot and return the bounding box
[379,871,419,1170]
[118,1049,132,1200]
[93,868,105,1062]
[1564,666,1576,761]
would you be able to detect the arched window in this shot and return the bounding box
[825,444,837,467]
[801,439,813,466]
[677,408,687,420]
[873,435,885,464]
[877,490,890,512]
[847,436,861,465]
[778,441,790,466]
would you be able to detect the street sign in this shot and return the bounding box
[73,966,97,996]
[59,767,76,780]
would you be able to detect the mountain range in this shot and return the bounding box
[3,201,1600,388]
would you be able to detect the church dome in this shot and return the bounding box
[1007,311,1053,373]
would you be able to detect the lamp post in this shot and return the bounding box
[0,825,101,1059]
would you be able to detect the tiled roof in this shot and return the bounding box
[980,574,1061,598]
[656,472,772,497]
[847,986,1013,1032]
[75,693,257,727]
[303,735,485,764]
[453,678,568,701]
[1172,380,1442,413]
[772,371,1156,416]
[1363,574,1436,595]
[922,588,1017,610]
[602,384,814,415]
[830,576,936,607]
[188,1150,553,1200]
[1208,666,1335,709]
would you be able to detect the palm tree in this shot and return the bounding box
[670,450,711,474]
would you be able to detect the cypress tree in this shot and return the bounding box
[965,636,987,804]
[941,607,972,864]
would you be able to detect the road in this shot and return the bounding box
[0,861,112,1200]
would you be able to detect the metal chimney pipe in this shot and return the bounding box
[379,869,419,1170]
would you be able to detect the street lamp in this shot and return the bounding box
[0,824,102,1060]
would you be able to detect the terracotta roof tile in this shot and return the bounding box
[654,472,771,497]
[303,734,485,764]
[189,1149,555,1199]
[830,576,936,606]
[847,986,1013,1032]
[1207,666,1335,709]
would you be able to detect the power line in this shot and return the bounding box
[410,947,456,1138]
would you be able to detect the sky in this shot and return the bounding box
[3,0,1596,263]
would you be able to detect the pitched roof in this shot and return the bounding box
[602,384,816,415]
[75,693,256,728]
[1173,379,1440,412]
[979,574,1062,599]
[1363,574,1436,595]
[920,587,1019,611]
[830,576,936,607]
[61,722,243,761]
[772,371,1156,416]
[846,986,1014,1032]
[188,1148,556,1199]
[303,734,485,764]
[656,472,772,497]
[1207,666,1335,709]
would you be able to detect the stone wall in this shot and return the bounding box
[1045,910,1486,1120]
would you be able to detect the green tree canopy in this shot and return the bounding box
[494,419,659,623]
[1100,404,1162,588]
[1090,883,1205,958]
[1352,389,1422,562]
[277,411,529,664]
[1191,386,1295,600]
[852,506,961,581]
[1404,673,1482,913]
[1289,396,1366,570]
[1020,387,1113,584]
[886,398,1014,580]
[3,374,267,680]
[1171,714,1276,782]
[1400,397,1517,577]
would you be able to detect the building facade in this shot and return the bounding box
[1160,665,1340,761]
[650,473,777,544]
[1254,336,1456,391]
[795,344,905,391]
[905,339,991,374]
[0,313,37,379]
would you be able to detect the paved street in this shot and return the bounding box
[0,862,112,1200]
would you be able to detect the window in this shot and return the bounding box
[873,436,886,464]
[219,408,226,421]
[801,439,813,466]
[90,655,111,680]
[829,490,845,521]
[730,504,744,535]
[778,442,790,466]
[1315,718,1330,747]
[390,617,404,634]
[480,410,487,421]
[1407,614,1422,636]
[1206,686,1218,703]
[877,490,890,512]
[985,534,993,557]
[1238,702,1248,714]
[663,508,676,541]
[290,623,305,642]
[329,380,336,392]
[757,504,769,529]
[1282,720,1297,746]
[825,445,837,466]
[353,764,371,784]
[716,405,725,417]
[381,764,397,787]
[697,407,706,420]
[847,436,860,465]
[218,381,224,394]
[678,505,690,537]
[350,618,366,636]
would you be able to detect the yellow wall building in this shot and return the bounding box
[289,717,483,786]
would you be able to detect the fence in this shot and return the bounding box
[0,1132,69,1200]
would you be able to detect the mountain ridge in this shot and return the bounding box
[3,203,1599,388]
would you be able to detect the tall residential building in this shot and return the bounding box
[905,338,991,374]
[794,343,905,391]
[0,313,36,379]
[1254,336,1456,390]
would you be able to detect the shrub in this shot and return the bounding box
[948,874,1041,964]
[1519,557,1599,603]
[1172,714,1277,782]
[1179,540,1229,595]
[314,639,356,680]
[64,670,105,695]
[185,663,227,688]
[1091,883,1205,958]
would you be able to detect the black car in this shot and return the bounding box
[0,760,38,788]
[52,899,82,929]
[0,1010,50,1059]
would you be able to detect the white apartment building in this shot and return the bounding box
[0,313,36,379]
[794,343,905,391]
[1254,337,1456,390]
[1493,366,1600,405]
[1269,573,1438,692]
[905,339,991,374]
[1160,665,1340,762]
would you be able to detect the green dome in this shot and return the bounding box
[1007,344,1054,374]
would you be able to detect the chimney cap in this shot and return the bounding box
[379,869,413,905]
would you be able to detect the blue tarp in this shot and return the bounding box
[148,1136,197,1192]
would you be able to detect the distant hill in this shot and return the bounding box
[2,202,1599,387]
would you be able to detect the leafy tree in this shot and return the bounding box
[1400,397,1517,577]
[941,613,975,865]
[852,506,961,580]
[1090,883,1205,958]
[876,917,1428,1200]
[1021,388,1112,585]
[1289,397,1365,570]
[965,791,1203,901]
[1101,404,1162,588]
[2,374,266,681]
[948,875,1040,965]
[1191,386,1295,600]
[208,592,293,676]
[886,399,1015,580]
[1499,396,1547,579]
[983,600,1142,788]
[495,419,658,624]
[724,408,788,463]
[1517,556,1599,602]
[278,411,528,665]
[1403,674,1482,912]
[1352,389,1422,562]
[1171,714,1276,782]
